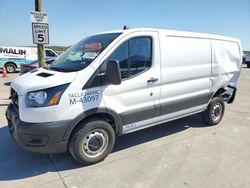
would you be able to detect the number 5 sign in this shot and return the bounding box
[32,23,49,44]
[30,11,49,44]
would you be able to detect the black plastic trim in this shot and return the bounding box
[119,106,156,125]
[36,72,54,78]
[160,93,210,115]
[6,103,71,154]
[82,67,103,89]
[225,86,237,104]
[63,107,123,140]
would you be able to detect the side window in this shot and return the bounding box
[46,50,56,57]
[107,37,152,79]
[129,38,151,77]
[109,42,129,79]
[83,37,152,89]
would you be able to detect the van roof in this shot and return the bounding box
[99,28,240,43]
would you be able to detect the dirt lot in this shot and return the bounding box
[0,67,250,188]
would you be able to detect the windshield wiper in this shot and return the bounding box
[50,67,67,72]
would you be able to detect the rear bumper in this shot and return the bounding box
[5,103,71,154]
[221,86,237,104]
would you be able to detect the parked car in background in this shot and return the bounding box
[19,58,55,75]
[0,46,58,73]
[243,55,250,68]
[243,54,246,62]
[55,51,65,56]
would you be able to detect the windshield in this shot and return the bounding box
[50,33,121,72]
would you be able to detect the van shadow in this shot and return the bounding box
[0,114,207,181]
[0,125,67,181]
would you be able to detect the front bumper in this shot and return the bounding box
[5,103,71,154]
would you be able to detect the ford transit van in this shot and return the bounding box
[6,28,242,165]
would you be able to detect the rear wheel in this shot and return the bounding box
[5,63,16,73]
[202,97,225,126]
[69,119,115,165]
[247,63,250,68]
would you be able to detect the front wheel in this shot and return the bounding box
[69,119,115,165]
[202,97,225,126]
[5,63,16,73]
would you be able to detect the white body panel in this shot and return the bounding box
[159,34,211,116]
[9,28,242,133]
[210,38,241,92]
[12,68,78,122]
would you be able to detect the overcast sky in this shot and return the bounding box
[0,0,249,50]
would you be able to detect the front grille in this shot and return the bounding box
[10,88,19,110]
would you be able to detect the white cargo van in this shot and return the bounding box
[0,46,58,73]
[6,28,242,165]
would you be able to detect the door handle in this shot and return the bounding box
[147,77,158,83]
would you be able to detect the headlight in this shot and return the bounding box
[26,83,70,107]
[28,91,47,105]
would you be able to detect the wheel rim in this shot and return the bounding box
[82,129,109,158]
[211,103,223,122]
[6,65,14,73]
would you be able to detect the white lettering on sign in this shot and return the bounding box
[30,11,48,23]
[32,23,49,44]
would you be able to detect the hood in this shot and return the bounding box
[11,68,77,95]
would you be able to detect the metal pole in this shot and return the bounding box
[35,0,45,67]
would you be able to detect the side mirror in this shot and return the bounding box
[105,60,121,85]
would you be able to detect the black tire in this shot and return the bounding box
[247,63,250,68]
[5,63,16,73]
[69,119,115,165]
[202,97,225,126]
